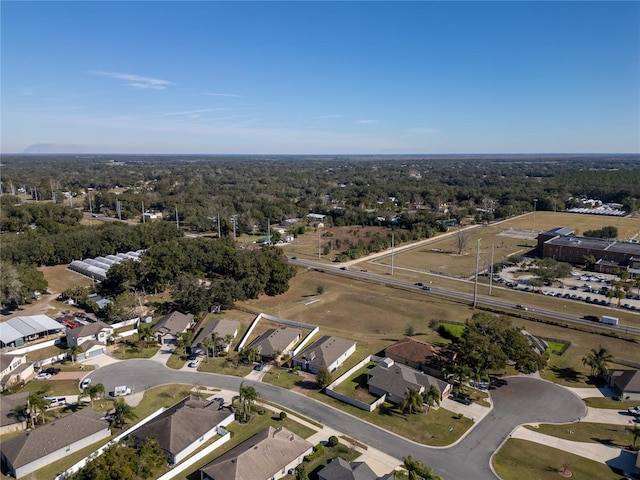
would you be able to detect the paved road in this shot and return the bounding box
[87,363,586,480]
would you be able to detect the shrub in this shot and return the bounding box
[279,411,287,420]
[328,435,339,447]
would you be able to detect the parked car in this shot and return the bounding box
[34,372,52,380]
[628,406,640,415]
[80,378,91,390]
[188,358,201,368]
[43,367,61,375]
[254,362,266,371]
[451,392,473,405]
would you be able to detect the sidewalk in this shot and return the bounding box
[511,426,638,473]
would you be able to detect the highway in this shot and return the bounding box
[289,258,640,337]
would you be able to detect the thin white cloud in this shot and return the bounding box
[203,92,244,98]
[408,127,441,135]
[162,108,223,117]
[317,114,343,119]
[90,71,173,90]
[356,119,378,124]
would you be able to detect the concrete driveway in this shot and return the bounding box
[86,364,586,480]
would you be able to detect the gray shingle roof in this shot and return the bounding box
[153,311,194,336]
[293,336,356,370]
[200,426,312,480]
[191,319,239,348]
[318,457,380,480]
[367,361,448,402]
[0,408,110,469]
[0,392,29,428]
[610,369,640,393]
[247,327,301,357]
[129,395,229,459]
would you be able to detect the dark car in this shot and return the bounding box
[254,362,266,371]
[414,282,424,287]
[451,392,473,405]
[422,285,432,291]
[43,367,61,375]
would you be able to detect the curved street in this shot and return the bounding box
[87,361,586,480]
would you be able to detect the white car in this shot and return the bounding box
[80,378,91,390]
[188,358,201,368]
[35,372,52,380]
[628,406,640,415]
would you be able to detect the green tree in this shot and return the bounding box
[241,347,261,364]
[238,382,260,423]
[137,323,154,347]
[582,346,614,381]
[67,344,85,364]
[424,385,441,408]
[401,387,424,415]
[112,399,137,428]
[316,367,332,389]
[402,455,442,480]
[202,337,215,363]
[28,392,48,425]
[82,383,105,407]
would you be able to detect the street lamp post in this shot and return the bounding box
[532,198,538,233]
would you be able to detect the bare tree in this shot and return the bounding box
[453,228,468,255]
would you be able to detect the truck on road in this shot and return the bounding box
[601,315,619,326]
[111,385,132,397]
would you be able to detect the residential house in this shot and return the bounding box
[246,327,301,360]
[0,407,111,479]
[0,392,29,435]
[318,457,394,480]
[0,353,34,392]
[128,395,233,465]
[384,337,456,379]
[607,369,640,401]
[367,358,451,405]
[191,320,240,356]
[65,321,113,360]
[199,426,313,480]
[153,311,195,345]
[292,335,356,374]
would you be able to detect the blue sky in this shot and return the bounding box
[2,1,639,154]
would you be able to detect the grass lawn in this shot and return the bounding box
[111,343,160,359]
[166,350,188,369]
[545,340,569,355]
[333,363,379,404]
[39,264,93,293]
[583,396,640,410]
[130,384,195,421]
[26,344,68,362]
[493,438,623,480]
[307,390,472,446]
[14,378,82,396]
[262,368,309,389]
[197,357,254,377]
[524,422,639,450]
[435,322,465,339]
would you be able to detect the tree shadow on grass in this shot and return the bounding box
[549,366,583,383]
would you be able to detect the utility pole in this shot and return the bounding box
[391,232,395,276]
[142,201,145,224]
[532,198,538,233]
[231,215,237,242]
[175,205,179,229]
[489,244,494,295]
[473,239,481,308]
[217,213,221,238]
[318,226,321,260]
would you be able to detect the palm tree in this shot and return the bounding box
[137,323,154,347]
[180,331,193,355]
[582,345,614,380]
[424,385,441,408]
[28,393,48,425]
[224,333,235,352]
[241,347,260,364]
[201,336,213,362]
[112,399,137,427]
[211,332,221,358]
[238,382,259,423]
[66,344,84,364]
[401,387,424,415]
[627,425,640,450]
[82,383,105,407]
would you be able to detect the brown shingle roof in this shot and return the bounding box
[191,320,239,348]
[610,369,640,393]
[247,327,301,358]
[68,320,112,339]
[385,337,455,371]
[0,407,110,469]
[200,426,312,480]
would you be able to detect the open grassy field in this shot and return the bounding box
[492,438,623,480]
[524,422,638,450]
[39,264,93,293]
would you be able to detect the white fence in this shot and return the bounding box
[10,338,61,356]
[158,427,231,480]
[54,407,167,480]
[111,318,139,330]
[236,312,319,356]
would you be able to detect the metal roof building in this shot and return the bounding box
[68,250,144,281]
[0,315,65,348]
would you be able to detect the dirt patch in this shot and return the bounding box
[291,371,318,394]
